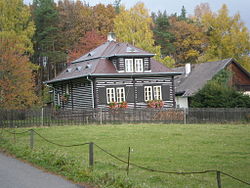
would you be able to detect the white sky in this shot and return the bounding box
[24,0,250,29]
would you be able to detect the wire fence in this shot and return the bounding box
[1,107,250,128]
[1,128,250,188]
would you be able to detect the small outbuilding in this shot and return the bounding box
[174,58,250,108]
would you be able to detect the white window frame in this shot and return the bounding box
[144,86,153,101]
[153,86,162,100]
[116,87,125,103]
[135,59,143,72]
[125,59,133,72]
[106,88,116,104]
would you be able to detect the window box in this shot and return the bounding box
[147,100,164,108]
[118,101,128,108]
[108,101,128,109]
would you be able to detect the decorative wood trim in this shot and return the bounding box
[93,78,97,108]
[171,76,176,108]
[133,77,136,108]
[70,81,73,110]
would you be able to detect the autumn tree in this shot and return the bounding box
[0,0,38,109]
[0,0,35,53]
[68,30,106,62]
[92,4,116,36]
[0,37,38,109]
[200,4,250,71]
[56,1,116,63]
[169,16,207,65]
[114,2,173,66]
[57,0,93,52]
[114,3,156,51]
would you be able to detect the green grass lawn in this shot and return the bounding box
[1,123,250,188]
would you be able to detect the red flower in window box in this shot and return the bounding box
[147,100,164,108]
[108,102,118,109]
[108,101,128,109]
[118,101,128,108]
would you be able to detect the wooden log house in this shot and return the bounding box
[46,33,181,110]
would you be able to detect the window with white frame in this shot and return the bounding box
[116,87,125,102]
[106,88,116,103]
[135,59,143,72]
[153,86,162,100]
[144,86,153,101]
[125,59,133,72]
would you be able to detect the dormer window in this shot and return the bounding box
[66,68,72,72]
[124,58,144,72]
[125,59,133,72]
[135,59,143,72]
[76,66,82,71]
[87,51,95,57]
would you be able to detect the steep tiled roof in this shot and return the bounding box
[173,58,250,97]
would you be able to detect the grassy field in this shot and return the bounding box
[1,123,250,188]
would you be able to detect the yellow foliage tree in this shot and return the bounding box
[200,4,250,71]
[114,2,173,67]
[169,16,207,65]
[0,0,35,54]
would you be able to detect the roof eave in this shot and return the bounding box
[111,54,155,57]
[90,72,182,78]
[44,72,182,84]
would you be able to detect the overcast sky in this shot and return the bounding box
[24,0,250,29]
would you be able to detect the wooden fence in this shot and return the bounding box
[0,108,249,127]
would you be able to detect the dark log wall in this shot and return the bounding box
[53,78,93,109]
[95,76,174,109]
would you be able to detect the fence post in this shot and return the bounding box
[89,142,94,168]
[41,107,44,126]
[216,171,222,188]
[10,110,14,128]
[30,129,34,149]
[100,108,103,125]
[127,147,131,176]
[86,116,89,125]
[184,108,187,124]
[13,132,16,143]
